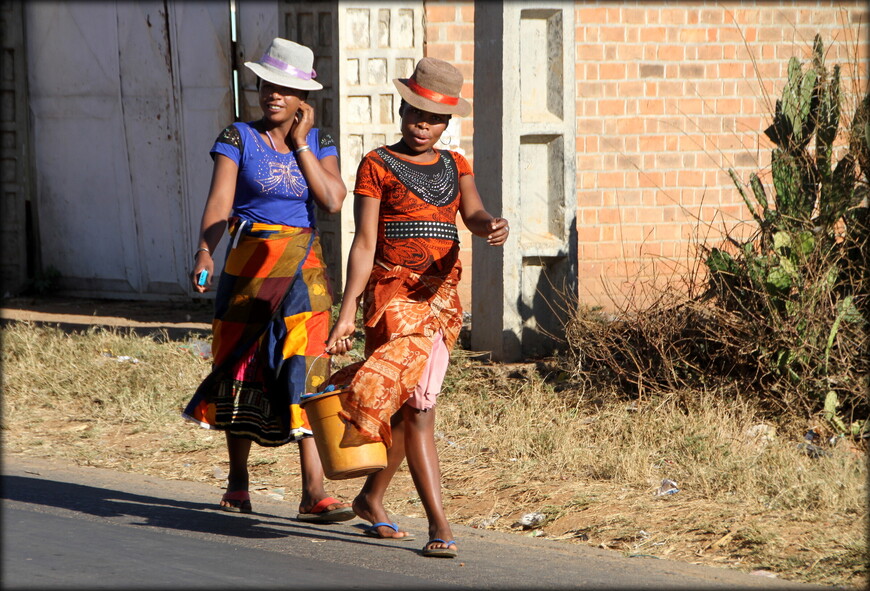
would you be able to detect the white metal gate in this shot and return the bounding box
[25,1,233,299]
[23,1,424,301]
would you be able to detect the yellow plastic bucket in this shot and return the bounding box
[301,388,387,480]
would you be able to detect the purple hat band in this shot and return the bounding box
[260,53,316,80]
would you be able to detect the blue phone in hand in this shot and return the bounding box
[197,270,208,286]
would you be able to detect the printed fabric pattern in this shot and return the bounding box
[326,261,463,448]
[183,223,333,446]
[353,147,473,274]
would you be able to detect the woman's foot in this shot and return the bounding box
[296,496,355,522]
[422,537,457,558]
[296,437,353,522]
[352,494,412,539]
[422,524,456,557]
[222,435,252,512]
[220,489,252,513]
[298,496,351,515]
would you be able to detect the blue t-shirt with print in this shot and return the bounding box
[210,121,339,228]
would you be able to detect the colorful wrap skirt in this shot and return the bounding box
[326,259,463,448]
[182,220,333,446]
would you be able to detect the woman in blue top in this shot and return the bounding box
[183,38,352,521]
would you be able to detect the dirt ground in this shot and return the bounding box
[0,296,214,333]
[1,296,865,589]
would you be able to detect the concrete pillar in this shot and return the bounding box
[235,2,280,123]
[472,1,576,361]
[278,4,344,291]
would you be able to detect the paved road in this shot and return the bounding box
[1,455,824,590]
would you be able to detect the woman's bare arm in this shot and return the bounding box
[458,174,509,246]
[324,194,380,353]
[192,154,237,292]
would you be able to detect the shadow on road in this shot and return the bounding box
[2,473,375,548]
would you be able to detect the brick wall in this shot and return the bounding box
[424,0,868,312]
[573,1,868,310]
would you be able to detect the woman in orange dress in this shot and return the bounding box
[325,57,509,558]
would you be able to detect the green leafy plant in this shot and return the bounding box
[706,35,868,432]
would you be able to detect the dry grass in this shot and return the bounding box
[1,321,867,588]
[439,354,866,513]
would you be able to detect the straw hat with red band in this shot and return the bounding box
[393,57,471,117]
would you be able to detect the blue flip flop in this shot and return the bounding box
[363,521,415,541]
[422,538,457,558]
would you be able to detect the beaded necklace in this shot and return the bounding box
[375,148,459,207]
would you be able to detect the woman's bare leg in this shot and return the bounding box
[352,412,412,538]
[297,436,350,513]
[401,405,455,552]
[220,433,252,510]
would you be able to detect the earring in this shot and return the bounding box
[439,133,453,146]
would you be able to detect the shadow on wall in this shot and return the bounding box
[515,215,578,359]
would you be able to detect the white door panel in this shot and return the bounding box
[170,1,234,288]
[25,0,141,294]
[25,1,232,298]
[118,2,187,294]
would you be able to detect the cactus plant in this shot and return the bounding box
[706,35,868,433]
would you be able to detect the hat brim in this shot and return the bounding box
[245,62,323,91]
[393,79,470,117]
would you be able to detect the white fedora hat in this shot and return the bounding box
[244,38,322,91]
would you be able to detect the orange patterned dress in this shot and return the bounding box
[327,147,472,447]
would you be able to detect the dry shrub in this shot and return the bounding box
[564,268,868,423]
[565,292,753,400]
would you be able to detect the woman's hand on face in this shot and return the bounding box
[291,101,315,148]
[487,217,510,246]
[325,318,356,355]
